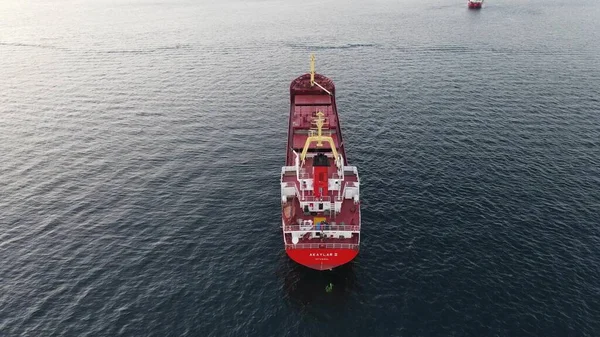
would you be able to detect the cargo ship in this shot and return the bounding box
[280,55,361,271]
[468,0,483,9]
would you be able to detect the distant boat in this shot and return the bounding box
[468,0,483,9]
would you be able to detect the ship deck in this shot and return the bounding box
[286,82,347,167]
[282,196,360,227]
[283,72,360,251]
[281,184,360,247]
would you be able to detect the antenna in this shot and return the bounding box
[310,54,315,86]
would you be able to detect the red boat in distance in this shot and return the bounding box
[280,55,361,271]
[468,0,483,9]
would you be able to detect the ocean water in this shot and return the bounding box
[1,0,599,336]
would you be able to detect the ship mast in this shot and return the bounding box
[300,111,339,166]
[309,54,332,95]
[310,54,315,87]
[311,111,328,147]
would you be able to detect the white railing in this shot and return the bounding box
[300,195,331,202]
[285,243,359,250]
[299,173,311,180]
[342,181,360,201]
[281,182,296,201]
[282,166,296,174]
[281,182,295,189]
[343,166,359,177]
[283,225,360,232]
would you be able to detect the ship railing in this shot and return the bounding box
[299,173,312,180]
[281,166,296,174]
[298,172,341,180]
[343,166,359,177]
[283,225,360,232]
[298,171,344,178]
[285,243,360,250]
[300,195,331,202]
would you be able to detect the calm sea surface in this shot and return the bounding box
[1,0,599,336]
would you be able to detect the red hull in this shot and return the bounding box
[468,2,482,8]
[286,248,359,271]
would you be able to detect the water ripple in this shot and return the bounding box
[1,0,600,336]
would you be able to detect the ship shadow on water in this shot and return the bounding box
[276,253,360,315]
